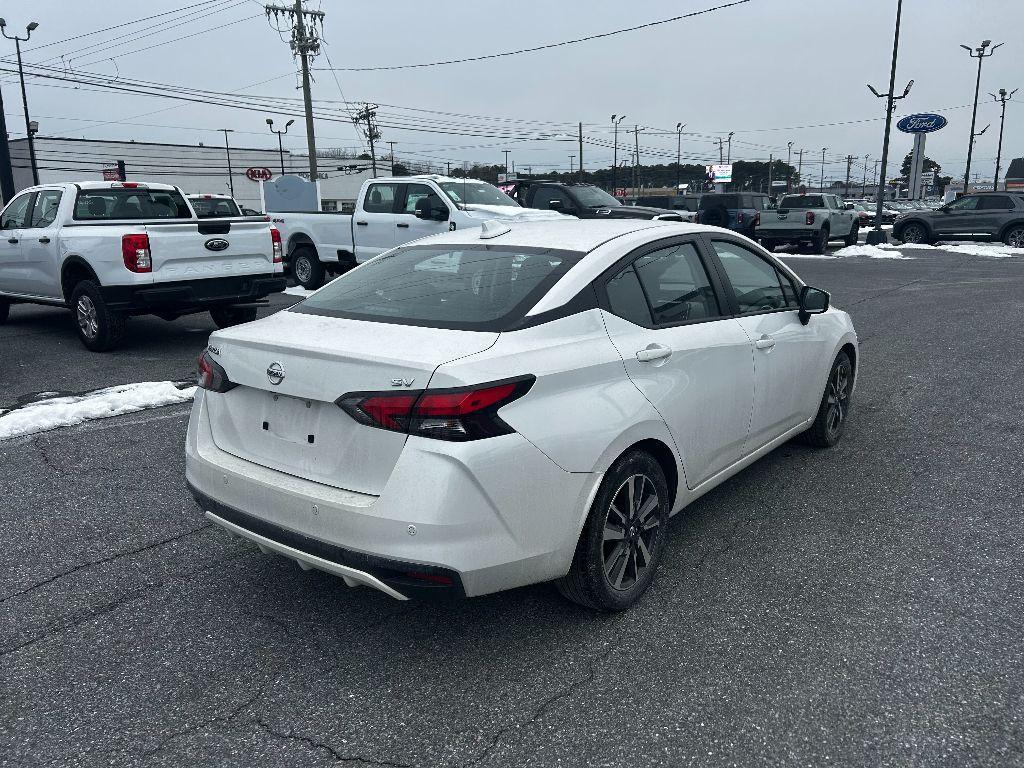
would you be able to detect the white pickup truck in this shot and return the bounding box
[0,181,285,351]
[755,193,860,253]
[271,175,560,289]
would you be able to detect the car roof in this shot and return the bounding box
[404,218,703,253]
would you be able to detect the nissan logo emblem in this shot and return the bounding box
[266,362,285,386]
[205,238,229,252]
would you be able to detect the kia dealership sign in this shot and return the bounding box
[246,167,273,181]
[897,114,948,134]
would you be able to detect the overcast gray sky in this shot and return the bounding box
[0,0,1020,183]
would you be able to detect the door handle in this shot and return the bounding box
[636,344,672,363]
[755,335,776,350]
[38,237,50,244]
[7,238,17,244]
[396,222,409,228]
[356,221,368,226]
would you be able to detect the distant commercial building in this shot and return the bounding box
[6,136,379,212]
[1004,158,1024,192]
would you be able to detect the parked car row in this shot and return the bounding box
[892,191,1024,246]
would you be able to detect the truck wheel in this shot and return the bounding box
[1002,225,1024,249]
[292,247,325,290]
[812,227,829,254]
[0,300,9,324]
[210,306,258,328]
[843,223,860,247]
[70,280,126,352]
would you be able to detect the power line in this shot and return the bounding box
[320,0,752,72]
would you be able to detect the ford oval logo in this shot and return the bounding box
[205,238,229,252]
[897,113,948,134]
[266,362,285,386]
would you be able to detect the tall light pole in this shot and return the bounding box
[675,122,686,191]
[503,149,510,178]
[0,18,39,186]
[611,114,626,193]
[569,155,575,176]
[961,41,1002,192]
[266,118,294,176]
[786,141,794,192]
[866,0,913,244]
[820,147,828,191]
[633,126,643,194]
[218,129,235,197]
[726,131,734,164]
[862,154,870,196]
[990,88,1017,191]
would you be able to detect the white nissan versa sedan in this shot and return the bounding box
[186,219,857,610]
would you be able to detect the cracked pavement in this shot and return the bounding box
[2,252,1023,766]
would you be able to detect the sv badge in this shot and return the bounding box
[390,378,415,387]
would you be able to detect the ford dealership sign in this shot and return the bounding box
[897,114,948,133]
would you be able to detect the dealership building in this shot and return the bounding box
[7,136,379,212]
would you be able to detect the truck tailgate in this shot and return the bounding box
[147,219,277,281]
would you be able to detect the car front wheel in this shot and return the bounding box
[556,450,670,611]
[803,351,853,448]
[899,222,928,244]
[1003,225,1024,249]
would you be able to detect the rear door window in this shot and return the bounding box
[980,195,1014,210]
[28,189,63,228]
[632,242,721,324]
[605,266,653,326]
[294,245,582,330]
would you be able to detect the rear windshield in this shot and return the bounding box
[188,197,241,218]
[779,195,824,210]
[293,244,582,330]
[74,188,192,220]
[699,194,739,210]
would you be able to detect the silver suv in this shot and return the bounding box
[892,192,1024,247]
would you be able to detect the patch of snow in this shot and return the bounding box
[776,253,835,259]
[284,286,315,297]
[833,245,915,259]
[0,382,196,440]
[910,241,1023,258]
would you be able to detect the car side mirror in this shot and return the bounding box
[547,199,564,212]
[798,285,829,325]
[431,205,449,221]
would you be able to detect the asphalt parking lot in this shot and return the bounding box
[2,246,1023,767]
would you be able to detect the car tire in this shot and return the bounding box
[843,224,860,247]
[556,450,671,611]
[1002,225,1024,249]
[70,280,127,352]
[210,306,258,328]
[292,247,325,290]
[812,227,829,254]
[0,299,9,324]
[802,351,854,448]
[898,222,928,245]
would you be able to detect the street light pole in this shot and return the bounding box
[961,40,1002,192]
[0,19,40,186]
[218,129,235,197]
[266,118,295,176]
[990,88,1017,191]
[503,149,510,178]
[611,115,625,193]
[866,0,913,244]
[726,131,734,164]
[675,122,685,190]
[820,147,827,191]
[786,141,794,192]
[862,154,870,197]
[569,155,575,176]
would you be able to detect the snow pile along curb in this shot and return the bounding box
[833,244,915,259]
[0,382,197,440]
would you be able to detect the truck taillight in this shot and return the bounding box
[737,212,745,225]
[121,233,151,273]
[753,212,760,227]
[337,376,535,442]
[806,211,815,225]
[270,227,283,263]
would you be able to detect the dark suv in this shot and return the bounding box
[697,193,771,238]
[510,181,686,221]
[893,192,1024,246]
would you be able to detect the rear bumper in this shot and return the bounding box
[755,227,818,241]
[100,274,286,312]
[185,391,598,599]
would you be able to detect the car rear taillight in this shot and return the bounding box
[270,227,283,263]
[806,211,815,225]
[197,349,237,393]
[121,233,152,273]
[337,376,535,442]
[753,212,760,227]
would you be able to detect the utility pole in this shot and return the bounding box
[786,141,794,192]
[611,115,626,193]
[633,126,643,194]
[796,148,805,188]
[352,104,380,178]
[960,40,1002,192]
[717,137,724,164]
[577,122,584,182]
[990,88,1017,191]
[820,148,828,191]
[862,155,870,196]
[866,0,913,244]
[726,132,734,164]
[388,141,396,174]
[218,129,235,197]
[767,154,773,196]
[675,123,685,191]
[503,149,510,178]
[264,2,324,181]
[845,155,854,196]
[569,155,575,176]
[0,80,14,201]
[0,19,40,185]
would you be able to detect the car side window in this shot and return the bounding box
[403,183,443,215]
[751,196,764,211]
[539,187,574,212]
[946,195,980,211]
[605,265,653,326]
[28,190,63,228]
[711,240,798,313]
[363,183,397,213]
[0,192,33,230]
[632,242,721,324]
[980,195,1013,210]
